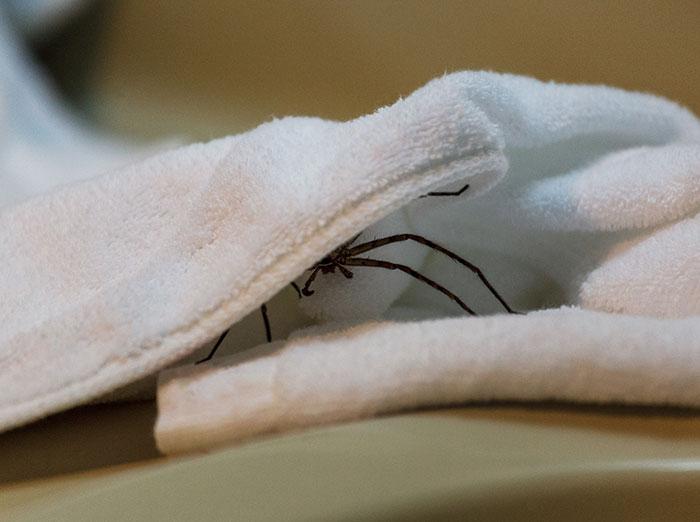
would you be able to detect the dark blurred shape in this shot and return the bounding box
[30,2,113,116]
[0,401,159,484]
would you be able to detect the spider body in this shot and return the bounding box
[315,250,354,279]
[300,236,358,295]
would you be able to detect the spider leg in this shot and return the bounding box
[344,257,477,316]
[347,234,517,314]
[419,183,470,198]
[301,265,322,296]
[337,264,354,279]
[196,281,303,364]
[196,328,231,364]
[260,303,272,343]
[342,233,363,248]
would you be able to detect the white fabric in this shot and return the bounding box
[0,69,505,431]
[154,73,700,453]
[0,58,698,441]
[156,309,700,454]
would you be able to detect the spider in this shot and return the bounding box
[299,233,515,316]
[196,183,516,363]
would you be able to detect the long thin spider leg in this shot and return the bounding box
[196,328,231,364]
[347,234,517,314]
[344,233,363,247]
[336,264,354,279]
[290,281,302,299]
[302,265,322,296]
[344,257,477,316]
[419,183,470,198]
[260,303,272,343]
[196,304,270,364]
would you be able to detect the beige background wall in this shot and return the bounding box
[87,0,700,139]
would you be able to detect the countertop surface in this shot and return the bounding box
[3,401,700,520]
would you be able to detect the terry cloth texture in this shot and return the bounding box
[1,64,699,443]
[156,309,700,454]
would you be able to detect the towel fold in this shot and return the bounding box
[0,71,505,432]
[1,67,699,444]
[155,308,700,454]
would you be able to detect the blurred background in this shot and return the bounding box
[29,0,700,141]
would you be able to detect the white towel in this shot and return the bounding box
[1,65,699,445]
[156,309,700,454]
[153,73,700,453]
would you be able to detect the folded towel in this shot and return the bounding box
[1,67,698,444]
[155,309,700,454]
[153,73,700,453]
